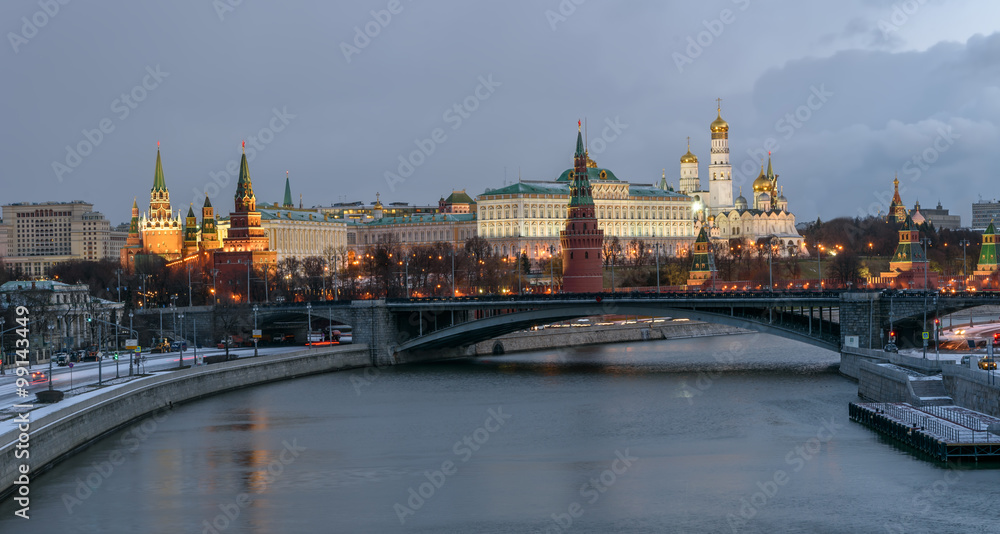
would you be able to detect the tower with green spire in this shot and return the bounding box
[215,142,276,302]
[149,143,174,222]
[686,226,717,288]
[975,220,998,275]
[282,171,293,208]
[888,214,927,273]
[200,195,220,251]
[560,122,604,293]
[183,204,199,255]
[139,143,183,260]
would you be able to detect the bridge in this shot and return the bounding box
[132,290,999,365]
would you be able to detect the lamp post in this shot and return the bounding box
[210,268,220,305]
[46,323,54,391]
[178,312,185,369]
[129,311,134,376]
[549,245,555,294]
[253,304,259,357]
[654,243,661,294]
[959,238,970,290]
[306,302,312,347]
[920,237,930,359]
[246,259,252,304]
[816,244,824,292]
[0,317,5,375]
[611,249,616,294]
[768,236,778,293]
[115,268,123,303]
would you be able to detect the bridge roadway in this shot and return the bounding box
[133,290,1000,364]
[387,292,845,355]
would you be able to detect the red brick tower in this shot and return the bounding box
[214,142,276,302]
[560,123,604,293]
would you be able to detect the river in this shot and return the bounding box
[1,333,997,533]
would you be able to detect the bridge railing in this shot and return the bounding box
[384,290,850,305]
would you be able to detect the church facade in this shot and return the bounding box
[677,105,804,254]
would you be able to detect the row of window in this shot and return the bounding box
[481,203,691,221]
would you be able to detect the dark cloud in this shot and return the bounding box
[1,0,997,227]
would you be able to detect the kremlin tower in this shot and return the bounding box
[213,142,277,301]
[560,123,604,293]
[138,143,183,260]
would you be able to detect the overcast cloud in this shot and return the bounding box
[3,0,999,225]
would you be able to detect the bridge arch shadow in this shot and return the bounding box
[396,303,841,356]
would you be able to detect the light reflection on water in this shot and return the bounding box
[1,333,997,533]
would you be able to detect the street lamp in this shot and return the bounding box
[210,268,220,305]
[654,243,661,294]
[959,238,970,290]
[816,243,825,291]
[253,304,259,357]
[46,323,55,391]
[177,312,185,369]
[129,311,134,376]
[306,302,312,347]
[547,245,556,294]
[767,236,778,292]
[0,317,5,375]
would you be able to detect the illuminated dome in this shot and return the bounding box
[751,166,771,193]
[680,148,698,164]
[710,110,729,133]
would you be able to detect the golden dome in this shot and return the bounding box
[710,110,729,133]
[752,165,771,193]
[680,149,698,164]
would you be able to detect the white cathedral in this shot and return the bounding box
[671,104,805,255]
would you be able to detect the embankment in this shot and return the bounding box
[474,321,749,355]
[0,345,369,500]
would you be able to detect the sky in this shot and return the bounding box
[4,0,1000,226]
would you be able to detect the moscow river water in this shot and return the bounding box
[2,333,998,533]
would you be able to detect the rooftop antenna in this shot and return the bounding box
[518,166,522,183]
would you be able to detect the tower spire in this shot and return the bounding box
[283,170,293,208]
[152,144,166,192]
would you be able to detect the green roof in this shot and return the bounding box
[152,148,166,192]
[283,175,293,207]
[260,209,335,222]
[235,148,253,204]
[358,213,477,227]
[444,190,475,204]
[483,183,568,197]
[556,167,620,182]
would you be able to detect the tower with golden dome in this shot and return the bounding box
[678,137,700,194]
[707,100,734,215]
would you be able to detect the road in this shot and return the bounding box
[0,345,306,408]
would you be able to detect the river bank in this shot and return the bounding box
[473,320,750,355]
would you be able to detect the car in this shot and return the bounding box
[54,353,69,366]
[170,341,188,351]
[979,357,997,370]
[30,370,47,383]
